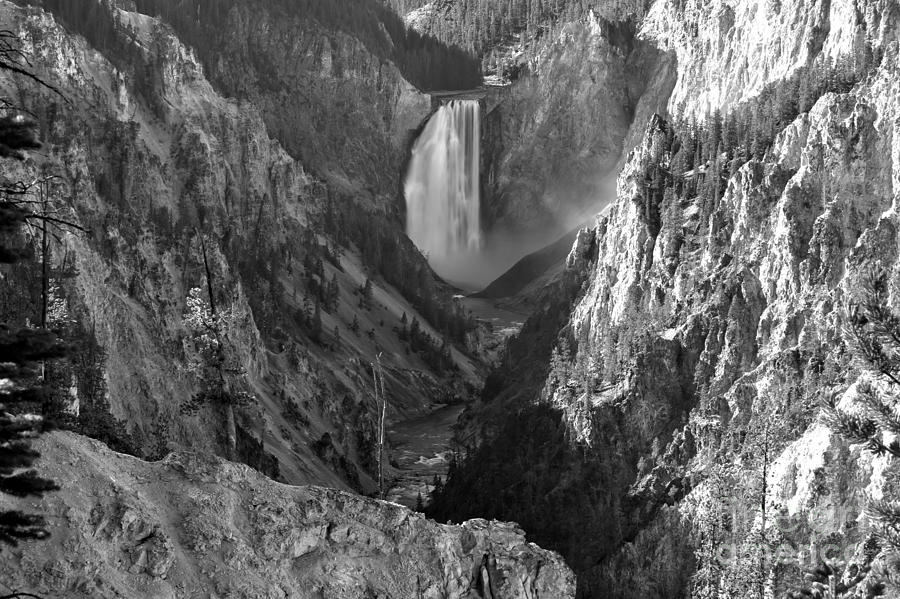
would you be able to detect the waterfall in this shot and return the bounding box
[404,100,481,261]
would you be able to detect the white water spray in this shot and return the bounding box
[405,100,481,262]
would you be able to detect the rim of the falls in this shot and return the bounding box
[404,99,482,263]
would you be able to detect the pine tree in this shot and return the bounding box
[410,316,421,351]
[326,273,340,311]
[824,272,900,465]
[819,270,900,595]
[314,256,324,281]
[548,345,562,386]
[0,32,68,548]
[787,559,883,599]
[431,474,444,498]
[311,300,323,343]
[0,326,65,546]
[361,277,374,310]
[399,312,408,341]
[551,335,571,389]
[690,464,733,599]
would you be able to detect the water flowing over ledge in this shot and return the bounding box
[405,99,482,262]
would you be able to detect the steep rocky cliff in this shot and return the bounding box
[0,0,473,495]
[641,0,900,118]
[434,0,900,596]
[0,432,575,598]
[482,12,674,237]
[132,0,431,202]
[401,1,674,239]
[570,3,900,591]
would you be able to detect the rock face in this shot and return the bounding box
[575,0,900,591]
[0,0,457,493]
[0,432,576,598]
[436,0,900,596]
[180,0,431,201]
[641,0,900,118]
[469,0,898,258]
[483,13,676,236]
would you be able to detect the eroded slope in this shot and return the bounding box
[0,432,575,598]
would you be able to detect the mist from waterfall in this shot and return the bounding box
[405,100,482,281]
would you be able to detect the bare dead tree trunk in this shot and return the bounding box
[378,355,387,499]
[371,353,387,499]
[198,230,218,318]
[40,220,48,327]
[371,364,380,497]
[39,178,49,382]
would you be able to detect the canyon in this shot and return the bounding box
[2,0,900,597]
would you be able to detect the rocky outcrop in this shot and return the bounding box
[0,432,576,598]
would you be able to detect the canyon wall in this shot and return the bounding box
[483,12,676,237]
[173,0,431,203]
[435,0,900,596]
[0,0,459,494]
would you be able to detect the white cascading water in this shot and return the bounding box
[405,100,482,263]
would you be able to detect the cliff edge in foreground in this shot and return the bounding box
[0,432,575,598]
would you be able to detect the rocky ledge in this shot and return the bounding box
[0,432,575,598]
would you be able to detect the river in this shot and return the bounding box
[385,403,466,507]
[384,297,526,508]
